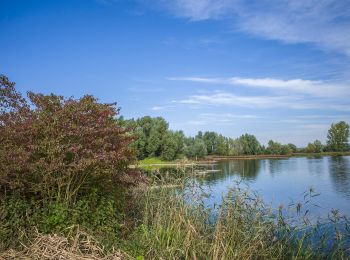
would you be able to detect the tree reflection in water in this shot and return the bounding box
[204,160,260,185]
[329,156,350,198]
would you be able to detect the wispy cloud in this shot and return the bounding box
[176,91,350,111]
[178,92,287,108]
[298,124,330,130]
[154,0,350,56]
[151,105,175,111]
[168,76,350,98]
[155,0,235,21]
[187,112,259,126]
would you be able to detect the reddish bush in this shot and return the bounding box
[0,75,135,202]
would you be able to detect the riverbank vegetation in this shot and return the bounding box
[1,75,350,259]
[131,179,350,259]
[120,116,349,161]
[0,75,146,256]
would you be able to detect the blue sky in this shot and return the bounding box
[1,0,349,146]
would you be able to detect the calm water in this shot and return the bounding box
[199,156,350,220]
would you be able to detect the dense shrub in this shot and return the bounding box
[0,75,134,203]
[0,186,127,250]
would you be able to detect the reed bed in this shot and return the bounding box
[133,174,350,259]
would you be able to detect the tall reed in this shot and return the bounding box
[133,174,350,259]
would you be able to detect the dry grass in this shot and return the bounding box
[0,229,123,260]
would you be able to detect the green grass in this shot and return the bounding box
[137,157,179,169]
[138,157,171,165]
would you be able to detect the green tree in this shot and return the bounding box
[314,140,323,153]
[238,134,261,155]
[266,140,282,154]
[306,143,316,153]
[281,145,293,155]
[173,130,186,157]
[216,135,229,155]
[193,138,208,158]
[287,143,297,153]
[184,137,207,158]
[161,132,178,161]
[327,121,349,152]
[203,131,219,155]
[146,117,168,157]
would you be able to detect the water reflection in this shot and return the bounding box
[144,156,350,218]
[329,156,350,198]
[204,160,260,185]
[267,159,284,177]
[198,156,350,218]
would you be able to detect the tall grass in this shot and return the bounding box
[131,175,350,259]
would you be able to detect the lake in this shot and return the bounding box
[198,156,350,221]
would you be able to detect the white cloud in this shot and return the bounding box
[186,112,259,126]
[178,92,286,107]
[151,105,175,111]
[236,0,350,55]
[169,76,350,98]
[176,91,350,111]
[298,124,330,130]
[151,106,166,111]
[154,0,350,56]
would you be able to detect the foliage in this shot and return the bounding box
[327,121,350,152]
[306,143,316,153]
[202,131,219,155]
[0,186,127,251]
[0,75,134,203]
[161,131,185,161]
[287,143,297,153]
[236,133,262,155]
[120,116,306,158]
[314,140,323,153]
[305,140,324,154]
[121,116,185,161]
[184,136,208,158]
[266,140,293,155]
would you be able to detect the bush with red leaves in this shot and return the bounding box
[0,75,135,203]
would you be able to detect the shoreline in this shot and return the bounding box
[207,151,350,161]
[133,152,350,168]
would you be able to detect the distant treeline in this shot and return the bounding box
[119,116,350,161]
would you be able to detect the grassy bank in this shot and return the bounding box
[136,157,199,170]
[1,173,350,259]
[138,157,175,166]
